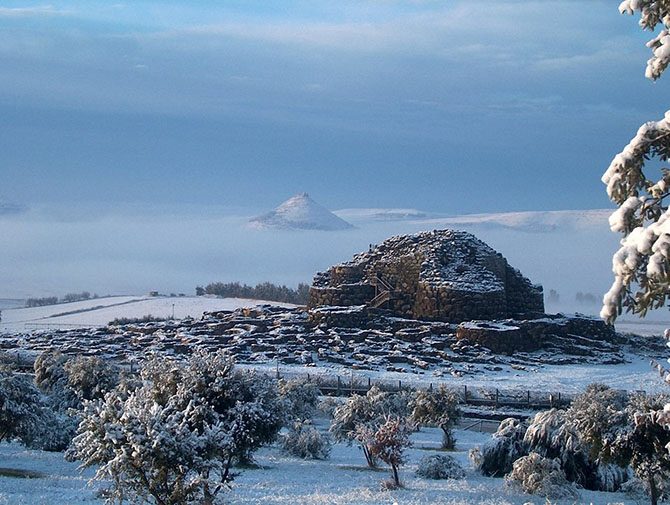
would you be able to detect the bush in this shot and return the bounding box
[281,420,331,460]
[108,314,168,326]
[505,452,578,499]
[197,281,310,305]
[470,417,528,477]
[279,378,320,421]
[67,350,284,505]
[416,454,465,480]
[0,369,42,445]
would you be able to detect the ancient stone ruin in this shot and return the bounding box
[309,229,544,323]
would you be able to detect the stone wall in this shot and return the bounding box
[456,315,616,354]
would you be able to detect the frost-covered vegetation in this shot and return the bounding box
[471,384,670,504]
[67,350,285,505]
[410,385,460,449]
[25,291,97,308]
[281,420,332,460]
[196,281,310,304]
[415,454,465,480]
[602,1,670,322]
[329,386,411,469]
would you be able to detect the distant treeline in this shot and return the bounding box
[26,291,98,308]
[196,282,310,305]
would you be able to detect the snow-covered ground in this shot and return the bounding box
[0,296,296,333]
[0,425,632,505]
[246,350,667,397]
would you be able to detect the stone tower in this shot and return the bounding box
[309,229,544,323]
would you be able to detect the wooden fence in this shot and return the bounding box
[273,367,579,411]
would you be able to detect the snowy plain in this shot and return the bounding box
[0,296,295,333]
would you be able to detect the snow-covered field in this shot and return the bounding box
[0,424,631,505]
[0,296,296,333]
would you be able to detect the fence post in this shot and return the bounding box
[558,392,561,405]
[429,382,433,391]
[307,373,310,382]
[398,379,402,391]
[527,390,531,405]
[464,385,468,403]
[368,377,371,390]
[337,376,341,396]
[495,389,499,409]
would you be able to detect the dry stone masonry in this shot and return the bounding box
[309,229,544,323]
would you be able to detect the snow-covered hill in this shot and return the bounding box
[0,296,296,332]
[335,207,429,222]
[336,207,611,233]
[249,193,354,231]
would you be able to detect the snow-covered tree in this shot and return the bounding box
[34,351,119,411]
[410,385,460,449]
[329,386,410,468]
[584,392,670,505]
[281,419,331,460]
[357,416,412,488]
[602,2,670,322]
[67,350,284,505]
[0,368,42,445]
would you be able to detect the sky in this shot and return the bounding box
[2,1,670,303]
[0,0,668,214]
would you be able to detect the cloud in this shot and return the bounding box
[0,5,70,17]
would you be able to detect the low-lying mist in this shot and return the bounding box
[0,204,627,320]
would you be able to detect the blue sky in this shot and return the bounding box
[1,0,667,214]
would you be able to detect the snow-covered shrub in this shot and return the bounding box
[357,416,412,488]
[524,408,595,489]
[0,368,42,445]
[278,378,320,421]
[34,351,70,402]
[63,355,119,403]
[34,351,119,411]
[281,420,331,460]
[605,395,670,505]
[505,452,578,499]
[415,454,465,480]
[330,386,411,468]
[470,417,528,477]
[317,396,341,418]
[20,406,77,452]
[410,385,460,449]
[67,350,284,505]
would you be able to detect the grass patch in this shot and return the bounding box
[0,467,46,479]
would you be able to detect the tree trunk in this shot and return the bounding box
[391,463,400,487]
[649,474,658,505]
[362,444,377,468]
[441,425,455,450]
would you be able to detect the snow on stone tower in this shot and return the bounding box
[309,229,544,323]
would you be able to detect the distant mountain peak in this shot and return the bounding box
[249,193,354,231]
